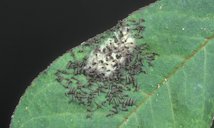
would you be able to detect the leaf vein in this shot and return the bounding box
[117,34,214,128]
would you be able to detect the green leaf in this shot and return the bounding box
[10,0,214,128]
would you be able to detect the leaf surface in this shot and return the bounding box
[10,0,214,128]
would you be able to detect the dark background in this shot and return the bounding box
[0,0,156,127]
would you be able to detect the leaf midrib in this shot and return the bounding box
[117,34,214,128]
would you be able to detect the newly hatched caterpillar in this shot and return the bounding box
[55,19,158,118]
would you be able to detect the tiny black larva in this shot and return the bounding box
[55,19,158,118]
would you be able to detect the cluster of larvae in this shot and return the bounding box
[55,19,158,118]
